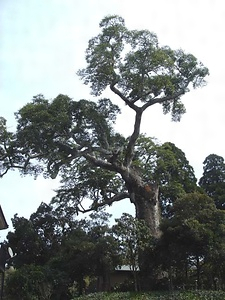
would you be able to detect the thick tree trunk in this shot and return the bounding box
[131,183,161,290]
[121,168,161,290]
[134,184,161,238]
[121,167,161,238]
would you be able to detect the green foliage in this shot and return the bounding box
[155,142,197,217]
[14,94,121,178]
[154,142,196,189]
[78,15,209,121]
[74,290,225,300]
[6,207,121,297]
[29,202,65,249]
[199,154,225,209]
[9,92,129,215]
[7,202,74,268]
[113,213,152,264]
[159,192,225,288]
[132,137,197,217]
[5,264,53,300]
[0,117,24,177]
[112,213,153,291]
[7,214,46,267]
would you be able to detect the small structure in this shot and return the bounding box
[0,206,8,231]
[97,265,140,292]
[110,265,137,289]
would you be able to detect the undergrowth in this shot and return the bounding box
[74,290,225,300]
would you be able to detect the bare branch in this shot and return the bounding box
[110,83,138,111]
[0,167,10,178]
[84,153,118,172]
[124,109,143,167]
[77,191,129,213]
[142,89,186,111]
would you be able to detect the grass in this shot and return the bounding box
[74,290,225,300]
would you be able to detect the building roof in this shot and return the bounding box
[115,265,140,271]
[0,206,8,230]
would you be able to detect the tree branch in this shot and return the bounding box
[0,167,10,178]
[84,152,119,172]
[77,191,129,213]
[124,109,143,167]
[141,89,186,111]
[110,83,138,111]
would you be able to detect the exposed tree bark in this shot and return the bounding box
[133,184,161,238]
[118,166,161,238]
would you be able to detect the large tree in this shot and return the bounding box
[0,15,208,237]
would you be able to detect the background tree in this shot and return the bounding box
[6,208,121,297]
[7,200,78,269]
[6,203,84,299]
[0,15,208,238]
[4,264,53,300]
[203,209,225,290]
[7,214,45,267]
[50,221,95,296]
[159,192,223,289]
[199,154,225,209]
[86,212,121,292]
[112,213,152,291]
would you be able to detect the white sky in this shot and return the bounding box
[0,0,225,240]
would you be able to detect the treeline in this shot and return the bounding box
[3,151,225,299]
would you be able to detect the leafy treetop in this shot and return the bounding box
[78,15,209,121]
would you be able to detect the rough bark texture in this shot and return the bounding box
[134,184,161,238]
[120,166,161,238]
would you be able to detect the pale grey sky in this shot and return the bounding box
[0,0,225,240]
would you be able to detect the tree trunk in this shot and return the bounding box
[196,255,200,289]
[133,183,161,238]
[121,168,161,290]
[121,166,161,238]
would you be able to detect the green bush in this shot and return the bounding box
[73,290,225,300]
[4,264,53,300]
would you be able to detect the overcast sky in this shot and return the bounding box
[0,0,224,240]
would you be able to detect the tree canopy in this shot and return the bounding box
[78,15,208,121]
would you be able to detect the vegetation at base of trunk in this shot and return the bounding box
[74,290,225,300]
